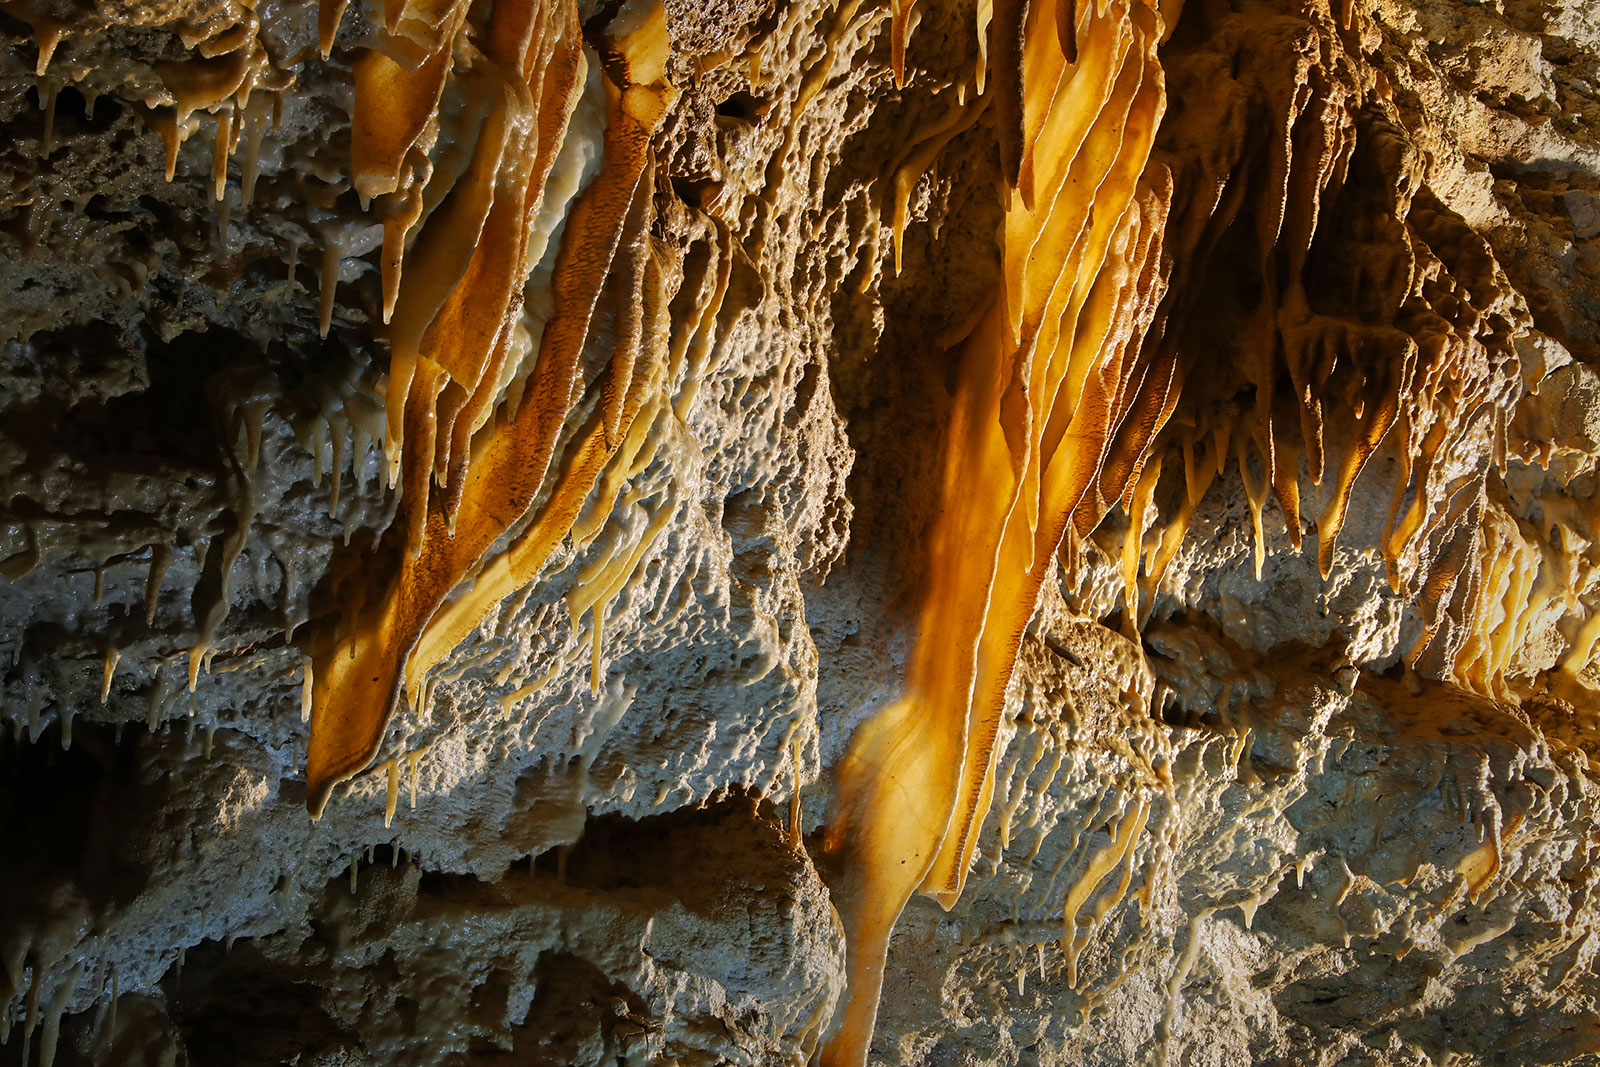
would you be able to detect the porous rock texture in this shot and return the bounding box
[1,0,1599,1064]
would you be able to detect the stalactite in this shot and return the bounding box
[0,0,683,816]
[822,0,1173,1060]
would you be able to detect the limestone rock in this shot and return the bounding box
[1,0,1598,1064]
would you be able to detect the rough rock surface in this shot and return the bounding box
[1,0,1599,1064]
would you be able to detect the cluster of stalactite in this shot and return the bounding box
[1124,0,1525,686]
[819,0,1545,1062]
[301,0,680,817]
[3,0,690,819]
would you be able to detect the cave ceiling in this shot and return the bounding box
[2,0,1600,1063]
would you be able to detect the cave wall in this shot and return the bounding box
[2,0,1600,1064]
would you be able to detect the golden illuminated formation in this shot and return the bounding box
[822,0,1174,1061]
[304,0,679,816]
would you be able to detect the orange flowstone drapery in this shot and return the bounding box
[820,0,1175,1063]
[304,0,675,816]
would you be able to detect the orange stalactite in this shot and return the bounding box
[349,38,457,204]
[372,0,584,509]
[889,0,918,86]
[820,1,1173,1063]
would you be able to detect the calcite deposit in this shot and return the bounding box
[2,0,1599,1063]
